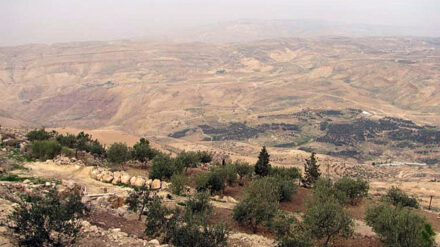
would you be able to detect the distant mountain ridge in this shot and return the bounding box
[150,19,440,43]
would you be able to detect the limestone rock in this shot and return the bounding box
[120,173,131,184]
[90,168,100,179]
[146,179,153,187]
[61,179,77,190]
[161,181,170,190]
[151,179,161,190]
[112,171,122,184]
[101,171,114,183]
[134,177,146,187]
[225,196,238,203]
[130,176,137,186]
[148,239,160,246]
[96,170,105,181]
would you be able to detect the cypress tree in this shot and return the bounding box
[303,152,320,187]
[255,146,271,177]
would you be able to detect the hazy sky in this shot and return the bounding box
[1,0,439,46]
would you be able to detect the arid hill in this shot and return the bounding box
[1,37,440,163]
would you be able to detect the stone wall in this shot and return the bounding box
[89,167,167,190]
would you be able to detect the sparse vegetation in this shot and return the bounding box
[9,189,86,247]
[334,176,369,205]
[30,139,62,161]
[383,186,419,208]
[142,192,228,247]
[365,204,435,247]
[144,194,170,238]
[196,169,226,194]
[221,163,238,186]
[170,172,188,195]
[234,160,253,183]
[270,166,301,180]
[277,178,298,202]
[125,187,151,220]
[233,177,280,233]
[26,128,54,142]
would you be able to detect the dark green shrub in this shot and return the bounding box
[334,176,369,205]
[176,151,201,169]
[278,178,298,202]
[166,190,228,247]
[26,128,53,141]
[61,146,75,158]
[31,140,62,161]
[170,172,188,195]
[184,191,212,217]
[145,195,170,237]
[149,154,180,180]
[271,213,312,247]
[234,161,253,181]
[55,132,105,157]
[277,236,313,247]
[0,174,28,182]
[270,166,301,180]
[56,134,77,148]
[197,169,226,194]
[86,139,106,157]
[313,178,347,205]
[196,172,211,192]
[221,163,238,186]
[197,151,213,164]
[107,142,130,165]
[9,189,86,246]
[383,186,419,208]
[142,192,228,247]
[74,132,91,151]
[125,187,151,220]
[167,219,228,247]
[365,204,435,247]
[132,138,157,162]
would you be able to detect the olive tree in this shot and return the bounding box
[233,177,279,233]
[365,204,435,247]
[107,142,130,169]
[303,198,353,246]
[9,189,86,246]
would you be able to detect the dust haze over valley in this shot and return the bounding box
[2,1,440,246]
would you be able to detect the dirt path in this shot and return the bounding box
[23,161,130,195]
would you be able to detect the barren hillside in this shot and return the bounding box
[1,37,440,163]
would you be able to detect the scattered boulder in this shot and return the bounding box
[90,168,100,179]
[225,196,238,203]
[130,176,137,186]
[151,179,161,190]
[145,179,152,187]
[161,181,170,190]
[101,171,114,183]
[133,177,146,187]
[96,171,105,181]
[112,172,122,184]
[148,239,160,246]
[120,173,131,185]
